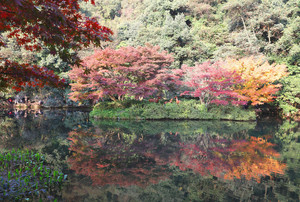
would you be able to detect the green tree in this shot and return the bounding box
[117,0,195,68]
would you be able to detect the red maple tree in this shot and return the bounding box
[68,45,181,102]
[181,62,247,105]
[0,0,113,91]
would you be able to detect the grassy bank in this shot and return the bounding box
[90,100,256,121]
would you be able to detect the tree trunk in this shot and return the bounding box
[268,25,271,44]
[108,95,117,102]
[241,15,252,46]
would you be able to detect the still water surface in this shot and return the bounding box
[0,110,299,201]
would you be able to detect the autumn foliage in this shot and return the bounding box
[0,60,66,91]
[170,138,237,177]
[67,127,285,187]
[68,45,181,102]
[181,57,288,106]
[223,57,288,105]
[224,137,286,182]
[171,136,286,182]
[67,130,177,187]
[0,0,112,57]
[181,62,247,105]
[0,0,112,91]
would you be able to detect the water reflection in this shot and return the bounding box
[175,136,286,182]
[68,130,178,187]
[0,111,298,201]
[68,129,286,187]
[0,109,90,150]
[224,137,286,182]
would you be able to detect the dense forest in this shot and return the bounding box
[0,0,299,119]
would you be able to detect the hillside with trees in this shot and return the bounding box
[0,0,299,119]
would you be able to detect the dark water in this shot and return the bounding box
[0,110,299,201]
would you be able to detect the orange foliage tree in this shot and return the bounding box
[223,57,288,105]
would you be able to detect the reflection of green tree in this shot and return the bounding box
[0,110,89,150]
[0,117,23,149]
[64,157,228,202]
[63,173,189,202]
[91,120,255,141]
[0,111,90,172]
[0,115,59,149]
[274,121,300,200]
[64,167,291,202]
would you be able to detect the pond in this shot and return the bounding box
[0,109,299,201]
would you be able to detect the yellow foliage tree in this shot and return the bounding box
[223,57,288,105]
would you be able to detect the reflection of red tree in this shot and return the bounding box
[68,129,286,186]
[68,130,179,187]
[170,138,238,177]
[171,136,286,182]
[224,137,286,182]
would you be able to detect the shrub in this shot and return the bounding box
[90,100,256,121]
